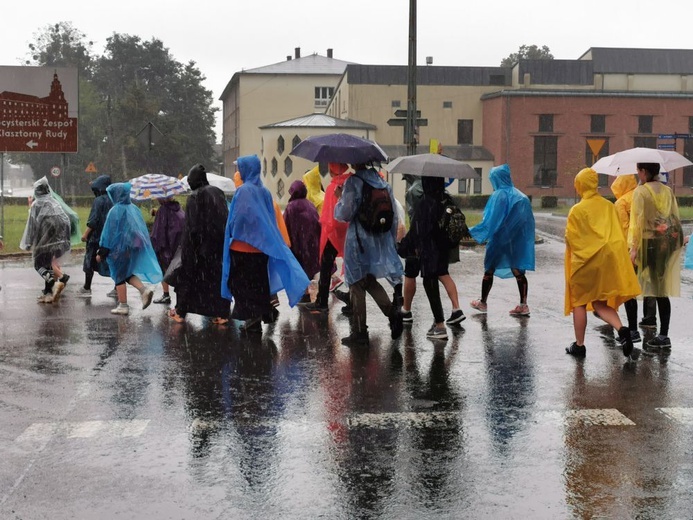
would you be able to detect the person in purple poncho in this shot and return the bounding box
[283,180,321,304]
[150,197,186,305]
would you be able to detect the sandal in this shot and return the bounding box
[212,317,229,325]
[168,309,185,323]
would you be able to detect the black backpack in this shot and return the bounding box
[439,196,469,247]
[356,176,394,234]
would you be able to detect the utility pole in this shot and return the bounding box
[406,0,417,156]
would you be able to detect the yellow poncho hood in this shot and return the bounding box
[564,168,640,315]
[610,174,638,238]
[303,166,324,214]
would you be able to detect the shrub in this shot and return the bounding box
[541,196,558,208]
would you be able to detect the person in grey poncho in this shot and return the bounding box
[20,177,71,303]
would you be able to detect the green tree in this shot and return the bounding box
[500,45,554,67]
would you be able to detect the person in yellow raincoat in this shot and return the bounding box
[303,165,325,214]
[564,168,640,358]
[611,174,649,346]
[627,162,683,350]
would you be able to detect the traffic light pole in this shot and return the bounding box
[406,0,417,156]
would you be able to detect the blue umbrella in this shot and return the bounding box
[290,133,388,164]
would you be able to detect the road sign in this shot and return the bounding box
[387,118,428,127]
[393,109,421,118]
[50,166,61,178]
[85,162,98,173]
[0,66,78,153]
[658,144,676,150]
[587,138,606,157]
[658,134,676,140]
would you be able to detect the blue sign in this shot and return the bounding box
[658,134,676,139]
[658,144,676,150]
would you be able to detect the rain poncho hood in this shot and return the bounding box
[564,168,640,314]
[334,166,403,285]
[284,180,321,280]
[319,165,352,259]
[99,182,163,284]
[91,174,111,196]
[187,164,209,190]
[19,177,71,258]
[469,164,535,278]
[303,165,325,214]
[222,155,309,306]
[628,179,682,296]
[233,170,290,245]
[610,174,637,238]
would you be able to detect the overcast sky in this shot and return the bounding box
[3,0,692,140]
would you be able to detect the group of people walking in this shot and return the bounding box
[12,156,689,357]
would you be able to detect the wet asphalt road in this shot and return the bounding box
[1,213,693,519]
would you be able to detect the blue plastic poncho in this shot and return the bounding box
[469,164,535,279]
[334,167,404,285]
[99,183,163,284]
[221,155,309,307]
[685,233,693,270]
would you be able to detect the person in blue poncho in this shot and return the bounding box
[468,164,535,317]
[334,163,404,346]
[97,182,162,315]
[222,154,309,334]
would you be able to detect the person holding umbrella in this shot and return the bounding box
[468,164,535,317]
[334,162,404,346]
[150,197,186,305]
[628,162,684,349]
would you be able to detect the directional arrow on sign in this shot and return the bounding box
[26,140,38,149]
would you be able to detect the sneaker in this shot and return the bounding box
[77,287,92,297]
[617,329,642,344]
[389,310,404,340]
[51,281,66,303]
[426,325,448,340]
[639,316,657,329]
[341,305,353,316]
[509,304,530,317]
[646,335,671,349]
[341,331,369,347]
[59,274,70,285]
[565,342,586,357]
[333,289,350,305]
[153,294,171,305]
[470,299,487,313]
[141,288,154,310]
[111,303,130,315]
[329,276,344,292]
[617,326,634,357]
[37,293,54,304]
[401,310,413,323]
[106,288,118,298]
[304,301,328,313]
[446,309,466,325]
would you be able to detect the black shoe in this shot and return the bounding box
[262,307,280,324]
[639,316,657,329]
[59,274,70,284]
[270,295,280,308]
[341,305,353,316]
[341,332,369,347]
[333,289,350,305]
[153,294,171,304]
[618,327,634,357]
[389,310,404,340]
[646,335,671,349]
[240,317,262,334]
[566,342,586,357]
[401,311,413,323]
[304,301,328,313]
[445,309,466,325]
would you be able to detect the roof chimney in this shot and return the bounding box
[295,47,301,59]
[287,55,292,61]
[327,48,333,58]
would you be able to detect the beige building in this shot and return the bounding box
[219,49,350,177]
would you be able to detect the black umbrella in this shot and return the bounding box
[290,133,388,164]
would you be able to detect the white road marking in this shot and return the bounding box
[564,409,636,426]
[656,407,693,425]
[347,411,460,428]
[15,419,150,444]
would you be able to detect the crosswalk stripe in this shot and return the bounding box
[16,420,150,444]
[656,407,693,425]
[564,409,636,426]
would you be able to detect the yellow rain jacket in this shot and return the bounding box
[610,174,638,239]
[564,168,640,315]
[628,180,682,297]
[303,166,325,214]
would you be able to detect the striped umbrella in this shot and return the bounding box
[129,173,189,201]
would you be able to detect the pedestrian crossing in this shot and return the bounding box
[13,408,692,444]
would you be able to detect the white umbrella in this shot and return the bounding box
[181,172,235,195]
[384,153,479,179]
[592,147,693,176]
[129,173,189,201]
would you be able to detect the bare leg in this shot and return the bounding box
[573,305,587,346]
[439,274,459,309]
[592,300,623,331]
[128,275,145,292]
[116,284,127,305]
[51,258,63,280]
[162,281,170,293]
[403,276,416,312]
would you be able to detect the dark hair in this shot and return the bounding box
[637,162,660,181]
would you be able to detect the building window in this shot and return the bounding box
[633,136,657,149]
[315,86,334,107]
[489,74,505,86]
[443,101,452,109]
[277,136,285,155]
[457,178,467,194]
[683,116,693,185]
[271,158,278,177]
[533,136,558,187]
[586,139,610,186]
[591,115,606,133]
[473,168,482,194]
[292,135,301,150]
[457,119,473,145]
[277,178,285,199]
[638,115,653,134]
[391,100,401,108]
[284,157,293,176]
[538,114,554,133]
